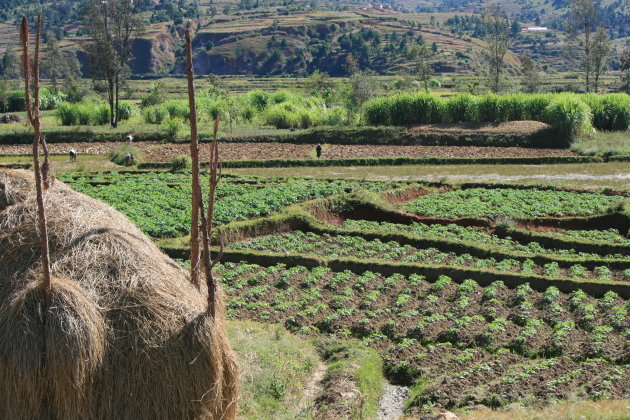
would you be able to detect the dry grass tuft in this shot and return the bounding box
[0,169,238,419]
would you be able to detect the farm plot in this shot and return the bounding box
[228,231,629,282]
[215,262,630,413]
[59,172,393,237]
[400,187,626,219]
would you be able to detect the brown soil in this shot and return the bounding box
[1,141,580,162]
[407,121,551,135]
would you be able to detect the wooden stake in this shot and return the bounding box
[21,15,52,309]
[185,28,201,289]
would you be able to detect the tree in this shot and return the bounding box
[0,47,21,79]
[42,31,68,91]
[521,55,541,93]
[620,48,630,94]
[566,0,600,92]
[481,5,510,93]
[82,0,144,127]
[590,27,612,93]
[408,43,433,92]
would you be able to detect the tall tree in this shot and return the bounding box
[481,5,510,93]
[82,0,144,127]
[590,27,612,93]
[567,0,600,92]
[0,46,21,79]
[521,55,541,93]
[407,43,433,93]
[42,31,67,91]
[620,48,630,94]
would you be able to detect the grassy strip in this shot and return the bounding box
[227,320,320,419]
[314,339,384,420]
[0,163,31,169]
[0,131,170,144]
[138,155,603,170]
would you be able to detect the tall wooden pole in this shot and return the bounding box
[21,15,52,308]
[185,28,201,289]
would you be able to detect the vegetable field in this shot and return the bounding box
[63,172,630,415]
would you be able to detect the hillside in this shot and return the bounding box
[0,0,626,78]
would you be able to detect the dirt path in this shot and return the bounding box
[298,361,326,414]
[378,383,410,420]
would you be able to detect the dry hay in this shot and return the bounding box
[0,169,238,419]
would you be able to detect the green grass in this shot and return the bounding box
[460,399,630,420]
[571,131,630,157]
[228,320,319,419]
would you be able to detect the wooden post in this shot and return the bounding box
[185,28,201,289]
[21,15,52,309]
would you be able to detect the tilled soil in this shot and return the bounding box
[0,142,579,161]
[218,264,630,413]
[407,121,551,135]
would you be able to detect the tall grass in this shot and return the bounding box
[55,101,134,126]
[363,92,628,138]
[583,93,630,131]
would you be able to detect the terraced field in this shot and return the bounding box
[62,171,630,415]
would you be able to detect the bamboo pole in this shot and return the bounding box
[21,15,52,309]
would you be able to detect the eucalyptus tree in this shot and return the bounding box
[82,0,144,127]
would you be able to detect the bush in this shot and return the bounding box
[94,104,111,125]
[143,105,168,124]
[7,91,25,112]
[164,117,183,139]
[117,102,136,120]
[171,154,191,171]
[263,105,299,129]
[109,145,141,166]
[140,82,166,108]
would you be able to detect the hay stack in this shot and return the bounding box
[0,169,238,419]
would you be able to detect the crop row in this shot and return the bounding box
[228,231,630,281]
[528,228,630,245]
[401,188,625,219]
[215,262,630,410]
[66,176,389,237]
[340,219,628,258]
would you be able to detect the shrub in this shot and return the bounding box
[142,105,168,124]
[263,105,299,129]
[171,154,191,171]
[117,102,136,120]
[39,88,66,110]
[109,145,141,166]
[164,100,190,120]
[164,117,183,139]
[7,90,25,112]
[56,102,78,126]
[140,82,166,108]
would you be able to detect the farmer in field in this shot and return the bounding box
[69,149,77,161]
[123,153,134,165]
[315,143,322,158]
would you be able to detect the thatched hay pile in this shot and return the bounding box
[0,169,238,419]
